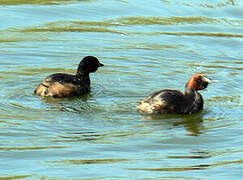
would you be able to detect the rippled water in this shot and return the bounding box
[0,0,243,179]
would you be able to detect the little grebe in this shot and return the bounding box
[34,56,104,98]
[137,74,216,114]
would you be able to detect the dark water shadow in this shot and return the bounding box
[37,93,92,113]
[40,93,89,104]
[140,111,205,136]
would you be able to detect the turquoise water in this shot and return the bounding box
[0,0,243,179]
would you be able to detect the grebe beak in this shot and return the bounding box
[203,76,218,83]
[99,63,104,67]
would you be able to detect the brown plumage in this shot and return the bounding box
[137,74,216,114]
[34,56,104,98]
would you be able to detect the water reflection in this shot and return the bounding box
[36,94,93,114]
[141,112,204,136]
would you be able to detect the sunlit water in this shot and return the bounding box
[0,0,242,179]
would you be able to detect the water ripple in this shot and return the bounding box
[128,159,243,172]
[0,0,93,6]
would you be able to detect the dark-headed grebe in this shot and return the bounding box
[137,74,216,114]
[34,56,104,98]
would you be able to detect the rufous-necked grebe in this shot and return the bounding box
[137,74,216,114]
[34,56,104,98]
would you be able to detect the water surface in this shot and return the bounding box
[0,0,243,179]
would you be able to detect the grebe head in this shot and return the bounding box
[186,74,215,91]
[77,56,104,75]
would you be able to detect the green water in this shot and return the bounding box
[0,0,242,179]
